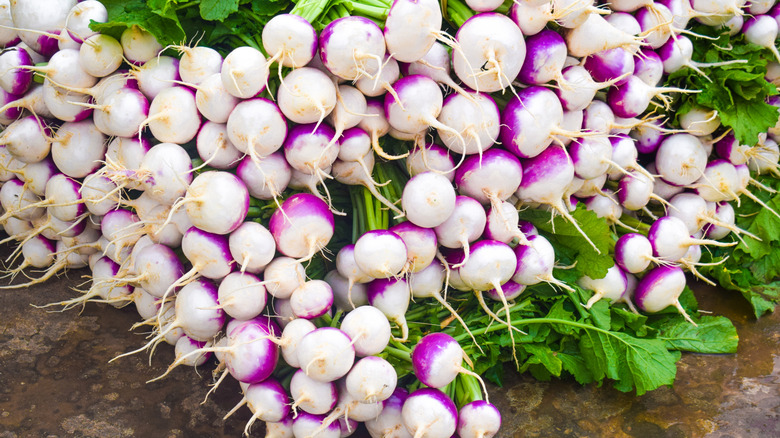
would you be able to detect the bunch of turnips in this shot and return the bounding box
[1,0,778,436]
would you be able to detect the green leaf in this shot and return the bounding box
[89,0,186,45]
[578,329,678,395]
[587,299,611,331]
[518,205,615,281]
[199,0,240,21]
[557,351,594,385]
[652,315,739,354]
[664,29,779,146]
[521,344,563,377]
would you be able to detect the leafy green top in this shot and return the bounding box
[664,26,779,146]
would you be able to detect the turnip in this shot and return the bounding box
[401,171,456,228]
[381,0,443,63]
[743,15,780,62]
[320,16,385,81]
[655,133,708,186]
[241,378,291,436]
[292,412,341,438]
[353,229,408,279]
[278,318,316,369]
[283,123,339,188]
[193,122,241,170]
[648,215,736,261]
[236,151,291,204]
[297,327,356,382]
[0,46,32,95]
[1,234,54,280]
[221,46,269,98]
[617,171,667,211]
[353,46,396,92]
[51,119,107,178]
[128,243,184,298]
[452,13,526,93]
[515,146,599,252]
[44,173,86,222]
[438,91,500,157]
[402,388,458,438]
[384,74,461,144]
[518,30,569,86]
[607,75,696,119]
[565,12,644,58]
[668,192,756,239]
[657,35,747,78]
[170,44,222,85]
[434,196,487,267]
[173,336,211,367]
[262,13,317,73]
[332,154,403,217]
[365,388,410,437]
[78,34,123,78]
[336,305,390,358]
[366,278,411,341]
[226,98,287,162]
[459,240,521,358]
[290,280,334,319]
[635,265,697,324]
[192,74,239,124]
[216,272,267,321]
[1,115,52,164]
[0,0,18,48]
[130,55,179,99]
[406,142,456,181]
[120,26,162,64]
[512,234,575,292]
[8,0,76,57]
[156,317,280,384]
[501,86,578,159]
[457,400,502,438]
[569,135,623,180]
[141,86,200,144]
[86,87,150,138]
[578,264,629,308]
[0,178,44,221]
[226,221,275,275]
[484,200,530,245]
[289,369,339,415]
[277,67,337,125]
[345,355,397,404]
[324,270,369,312]
[359,98,400,160]
[269,193,334,261]
[262,256,307,301]
[403,41,472,99]
[114,277,224,361]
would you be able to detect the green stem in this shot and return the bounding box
[385,346,412,362]
[456,317,624,343]
[446,0,475,28]
[330,309,343,327]
[246,206,263,218]
[619,215,651,234]
[563,287,589,320]
[290,0,331,23]
[363,187,378,230]
[346,3,389,21]
[235,33,260,50]
[174,1,199,11]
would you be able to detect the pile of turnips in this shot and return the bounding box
[0,0,778,436]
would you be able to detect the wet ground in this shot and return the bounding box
[0,261,778,437]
